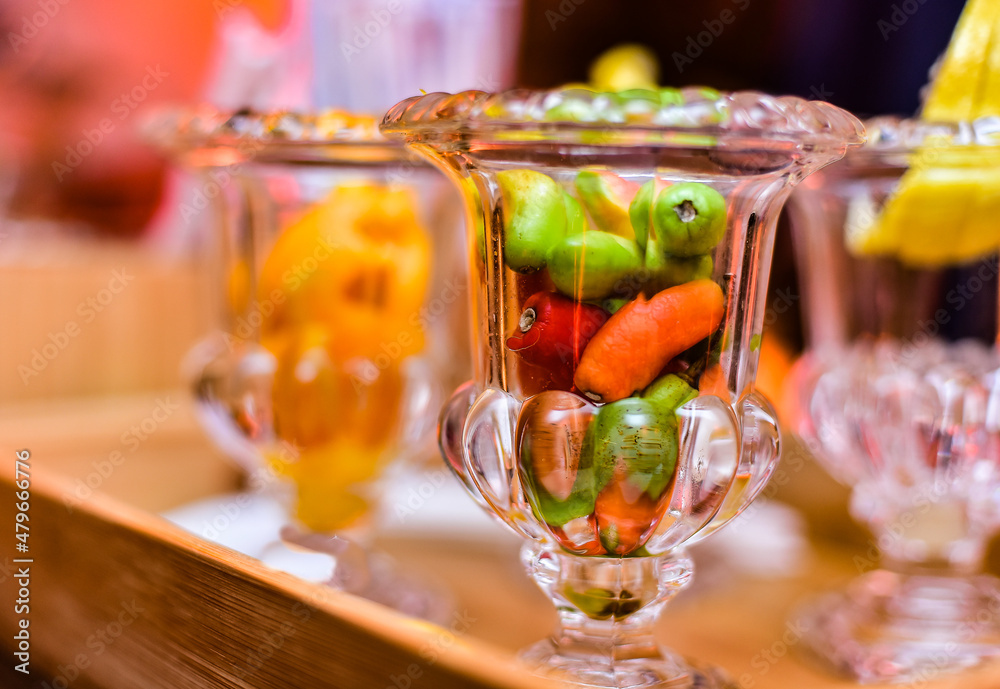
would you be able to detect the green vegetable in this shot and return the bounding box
[614,88,661,103]
[497,169,567,272]
[697,87,722,101]
[642,248,713,294]
[564,192,587,236]
[659,88,684,106]
[651,182,727,257]
[642,373,699,411]
[562,586,642,620]
[516,392,613,529]
[592,398,679,501]
[613,89,662,121]
[520,423,600,526]
[629,179,656,250]
[547,230,643,301]
[543,90,598,122]
[601,297,629,314]
[590,374,695,503]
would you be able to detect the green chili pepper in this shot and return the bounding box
[547,230,643,301]
[591,374,696,499]
[592,401,675,501]
[564,191,587,236]
[642,248,713,294]
[562,586,642,620]
[497,169,567,272]
[642,373,699,412]
[517,394,608,527]
[652,182,727,257]
[629,179,656,250]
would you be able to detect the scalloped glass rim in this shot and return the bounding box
[829,116,1000,171]
[863,115,1000,150]
[379,88,866,150]
[144,106,419,165]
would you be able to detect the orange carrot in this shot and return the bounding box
[594,467,666,555]
[574,279,725,402]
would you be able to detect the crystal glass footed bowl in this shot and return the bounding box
[150,108,467,616]
[382,87,863,688]
[787,116,1000,683]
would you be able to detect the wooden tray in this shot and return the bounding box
[0,469,562,689]
[3,393,1000,688]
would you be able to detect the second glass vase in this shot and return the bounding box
[787,116,1000,683]
[154,108,467,620]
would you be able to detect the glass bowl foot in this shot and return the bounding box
[520,543,735,688]
[793,569,1000,683]
[268,526,454,625]
[352,549,455,624]
[521,639,735,688]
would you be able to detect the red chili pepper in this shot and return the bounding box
[516,361,565,398]
[507,292,610,379]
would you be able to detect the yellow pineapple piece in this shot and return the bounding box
[973,5,1000,117]
[852,0,1000,266]
[878,168,979,265]
[922,0,1000,121]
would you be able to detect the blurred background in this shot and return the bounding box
[0,0,970,531]
[13,8,1000,689]
[0,0,967,404]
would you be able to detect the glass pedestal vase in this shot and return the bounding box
[383,87,863,686]
[787,116,1000,682]
[152,109,468,622]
